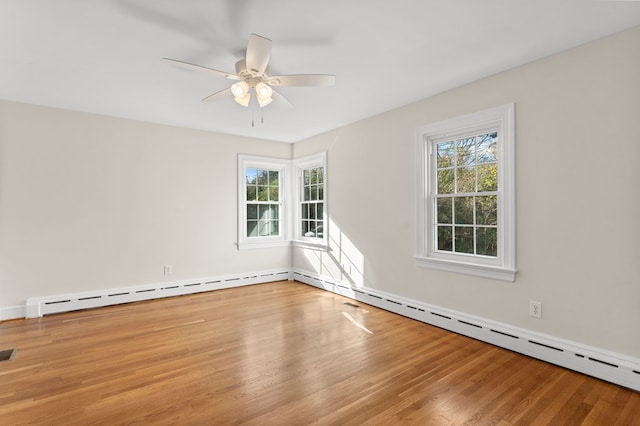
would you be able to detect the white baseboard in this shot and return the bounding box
[292,268,640,393]
[3,267,639,392]
[21,268,292,319]
[0,305,27,321]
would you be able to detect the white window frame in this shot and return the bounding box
[293,152,328,250]
[238,154,290,250]
[415,103,516,281]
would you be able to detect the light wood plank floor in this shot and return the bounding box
[1,281,638,425]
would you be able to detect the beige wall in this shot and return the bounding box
[293,27,640,358]
[0,102,291,307]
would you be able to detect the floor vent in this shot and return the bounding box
[0,349,16,362]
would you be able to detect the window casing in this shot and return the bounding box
[415,104,516,281]
[238,155,289,249]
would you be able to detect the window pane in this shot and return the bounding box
[269,204,279,220]
[309,168,318,184]
[454,196,474,224]
[437,169,454,194]
[477,163,497,192]
[246,168,258,185]
[454,226,474,254]
[477,133,498,163]
[437,142,454,168]
[318,185,324,201]
[317,167,324,184]
[301,204,309,220]
[246,185,257,201]
[258,204,270,220]
[247,204,257,220]
[270,220,279,236]
[316,221,324,237]
[437,226,453,252]
[437,197,452,224]
[317,203,323,220]
[268,170,279,186]
[476,195,497,226]
[476,227,497,257]
[309,203,317,220]
[257,186,269,201]
[456,166,475,193]
[456,137,476,166]
[257,169,268,185]
[269,186,279,201]
[302,220,311,236]
[247,220,259,237]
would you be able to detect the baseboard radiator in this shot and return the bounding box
[24,269,291,318]
[9,267,640,392]
[292,269,640,393]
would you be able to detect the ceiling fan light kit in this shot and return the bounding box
[163,33,335,110]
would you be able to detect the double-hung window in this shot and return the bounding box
[238,155,289,249]
[415,104,516,281]
[237,152,327,250]
[293,153,327,248]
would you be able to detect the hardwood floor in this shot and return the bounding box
[1,281,638,425]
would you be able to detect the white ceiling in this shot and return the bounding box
[1,1,639,143]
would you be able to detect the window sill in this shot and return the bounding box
[237,240,291,250]
[415,256,516,282]
[292,240,329,251]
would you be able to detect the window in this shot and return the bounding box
[237,152,327,250]
[415,104,516,281]
[238,155,289,249]
[294,153,327,248]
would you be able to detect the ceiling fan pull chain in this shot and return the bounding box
[261,107,264,124]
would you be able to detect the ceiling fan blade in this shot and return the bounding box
[245,34,272,75]
[266,74,335,87]
[162,58,240,80]
[202,88,233,103]
[271,89,293,108]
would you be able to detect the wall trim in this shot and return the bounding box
[292,268,640,392]
[20,268,292,319]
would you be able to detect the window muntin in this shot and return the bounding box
[301,166,324,239]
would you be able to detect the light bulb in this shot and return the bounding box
[256,82,273,99]
[231,81,249,98]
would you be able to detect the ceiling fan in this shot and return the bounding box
[163,33,335,108]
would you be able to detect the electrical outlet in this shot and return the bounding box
[164,265,172,275]
[530,300,542,318]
